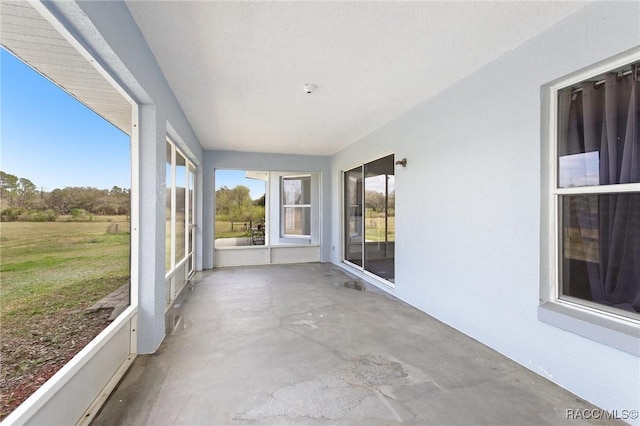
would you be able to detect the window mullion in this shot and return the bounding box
[555,183,640,195]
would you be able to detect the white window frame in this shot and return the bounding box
[539,47,640,356]
[165,139,196,277]
[281,175,312,238]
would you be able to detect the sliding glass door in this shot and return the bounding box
[344,154,395,283]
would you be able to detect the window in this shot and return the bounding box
[165,139,196,275]
[344,154,395,283]
[282,176,311,237]
[541,50,639,354]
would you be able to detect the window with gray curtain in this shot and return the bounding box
[557,61,639,317]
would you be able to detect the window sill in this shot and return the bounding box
[538,301,640,356]
[279,236,313,245]
[214,243,320,250]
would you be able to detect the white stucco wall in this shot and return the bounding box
[330,1,639,415]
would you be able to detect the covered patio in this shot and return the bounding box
[93,263,602,425]
[0,1,637,424]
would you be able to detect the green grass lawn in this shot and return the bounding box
[214,217,394,241]
[215,220,251,239]
[0,216,131,416]
[1,217,130,319]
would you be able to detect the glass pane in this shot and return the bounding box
[283,177,310,205]
[283,179,299,205]
[301,177,311,204]
[283,207,310,235]
[557,71,638,188]
[165,142,172,272]
[560,193,640,314]
[344,167,363,267]
[175,152,186,263]
[364,155,395,282]
[558,152,600,188]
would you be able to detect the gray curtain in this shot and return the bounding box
[565,67,640,312]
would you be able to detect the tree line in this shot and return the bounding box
[365,190,395,214]
[215,185,265,229]
[0,171,129,221]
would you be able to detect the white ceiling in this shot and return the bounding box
[126,1,587,156]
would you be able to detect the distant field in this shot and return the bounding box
[1,218,130,313]
[0,216,130,417]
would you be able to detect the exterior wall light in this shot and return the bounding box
[395,158,407,168]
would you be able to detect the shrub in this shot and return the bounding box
[0,208,58,222]
[26,209,58,222]
[69,208,93,222]
[70,208,86,218]
[1,208,24,222]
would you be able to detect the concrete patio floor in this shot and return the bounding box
[93,263,614,425]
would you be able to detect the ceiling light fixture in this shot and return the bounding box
[303,83,315,94]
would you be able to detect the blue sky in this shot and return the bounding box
[1,48,267,199]
[215,170,265,200]
[1,48,131,191]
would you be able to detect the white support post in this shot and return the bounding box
[136,104,167,354]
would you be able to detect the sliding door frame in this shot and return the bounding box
[342,153,396,287]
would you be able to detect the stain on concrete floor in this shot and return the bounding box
[235,354,418,421]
